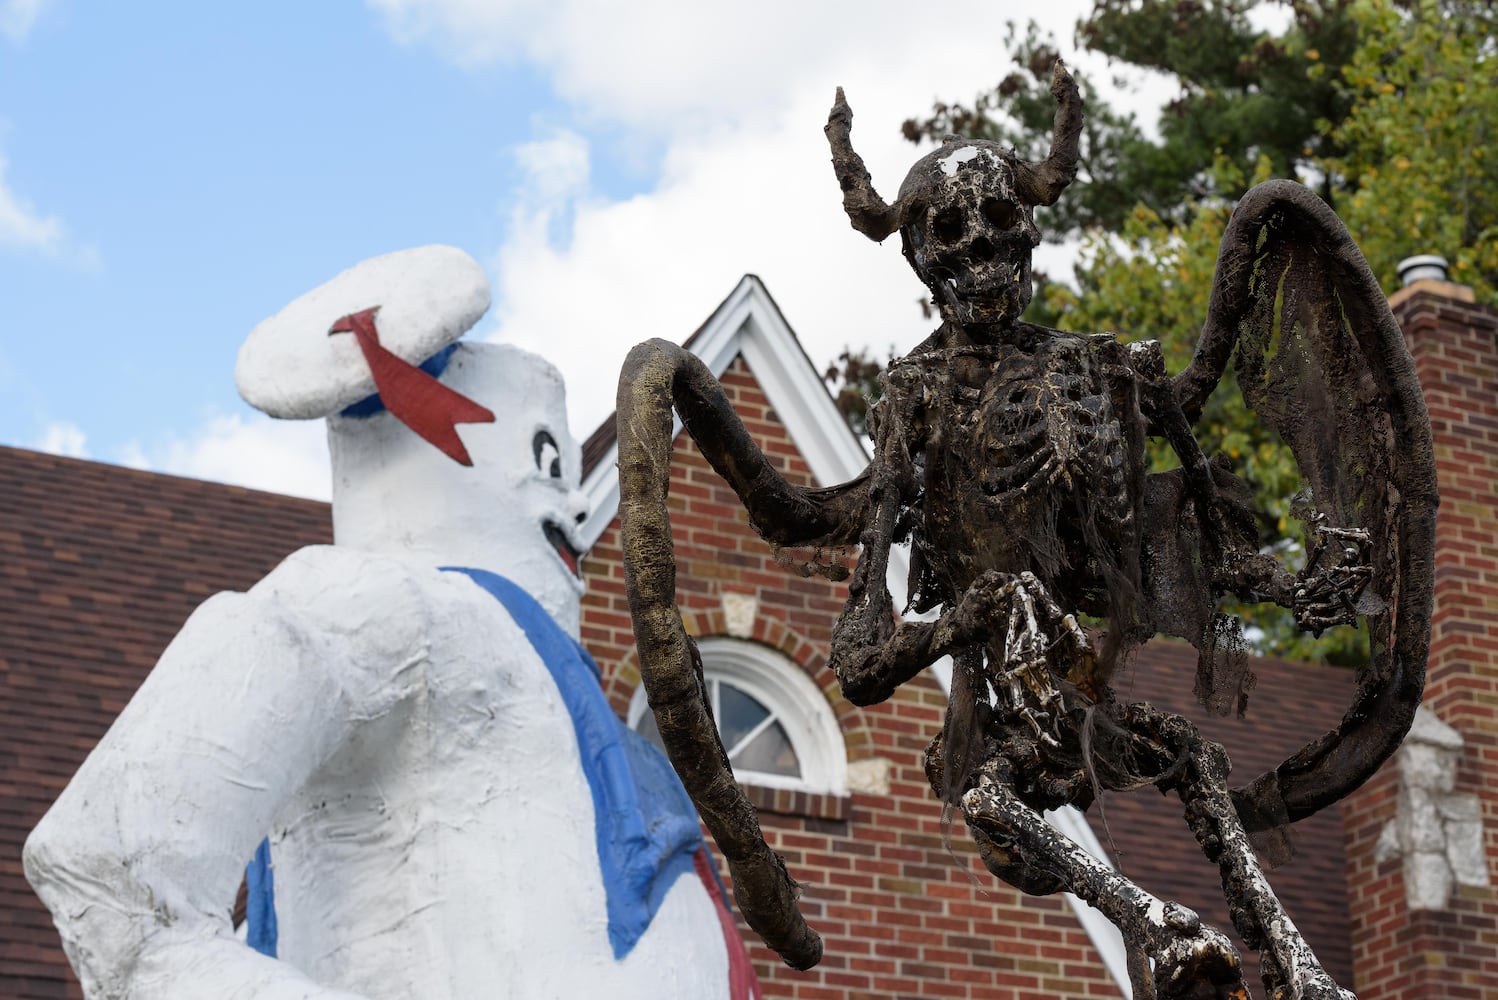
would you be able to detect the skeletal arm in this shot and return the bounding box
[617,339,871,971]
[621,338,869,550]
[22,549,419,1000]
[1137,338,1373,630]
[814,351,965,706]
[827,493,993,707]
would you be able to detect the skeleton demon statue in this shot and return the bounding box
[617,62,1435,1000]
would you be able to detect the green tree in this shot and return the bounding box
[822,346,896,437]
[903,2,1359,235]
[1329,0,1498,303]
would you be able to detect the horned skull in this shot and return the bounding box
[899,141,1042,330]
[824,60,1082,338]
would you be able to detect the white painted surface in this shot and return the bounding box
[237,246,491,420]
[329,342,587,636]
[938,145,983,175]
[26,342,733,999]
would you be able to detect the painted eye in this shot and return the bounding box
[532,430,562,479]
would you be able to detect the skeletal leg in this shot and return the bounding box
[961,763,1250,1000]
[1145,710,1355,1000]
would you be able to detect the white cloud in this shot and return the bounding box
[484,80,929,441]
[368,0,1123,130]
[0,152,64,254]
[513,128,589,206]
[508,128,592,249]
[471,9,1102,439]
[122,414,333,501]
[35,421,88,458]
[373,0,1179,444]
[0,0,48,43]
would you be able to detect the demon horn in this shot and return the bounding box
[825,87,898,241]
[1014,60,1084,207]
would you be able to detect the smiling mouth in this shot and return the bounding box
[543,521,582,577]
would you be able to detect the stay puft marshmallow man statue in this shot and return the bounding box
[24,247,760,1000]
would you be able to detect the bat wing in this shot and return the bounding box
[1174,179,1438,834]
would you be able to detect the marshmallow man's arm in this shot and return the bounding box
[24,547,426,1000]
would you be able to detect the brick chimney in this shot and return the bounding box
[1343,263,1498,998]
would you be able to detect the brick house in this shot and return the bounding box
[1340,277,1498,998]
[2,274,1494,998]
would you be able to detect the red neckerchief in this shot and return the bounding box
[330,307,495,465]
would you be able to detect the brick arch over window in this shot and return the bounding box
[604,608,877,763]
[627,636,848,797]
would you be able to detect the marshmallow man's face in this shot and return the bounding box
[328,342,589,634]
[454,348,589,605]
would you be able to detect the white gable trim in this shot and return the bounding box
[579,274,1129,997]
[580,274,868,549]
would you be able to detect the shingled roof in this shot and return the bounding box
[0,446,332,1000]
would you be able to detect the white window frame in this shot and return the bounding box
[627,636,848,797]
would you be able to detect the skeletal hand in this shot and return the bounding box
[949,569,1031,646]
[1293,516,1374,635]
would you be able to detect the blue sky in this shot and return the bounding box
[2,5,554,480]
[2,0,1132,498]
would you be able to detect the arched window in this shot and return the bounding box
[627,636,847,796]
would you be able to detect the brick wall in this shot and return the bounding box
[1343,283,1498,999]
[580,357,1124,999]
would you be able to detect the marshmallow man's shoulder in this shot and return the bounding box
[23,548,423,1000]
[251,545,440,640]
[244,545,533,696]
[243,545,462,693]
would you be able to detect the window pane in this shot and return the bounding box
[732,720,800,778]
[631,675,809,784]
[717,683,769,752]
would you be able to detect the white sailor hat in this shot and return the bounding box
[237,245,495,465]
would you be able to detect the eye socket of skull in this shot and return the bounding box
[931,205,965,244]
[981,198,1019,231]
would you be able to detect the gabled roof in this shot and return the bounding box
[578,274,870,550]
